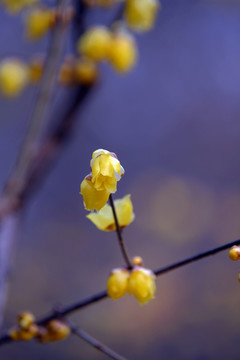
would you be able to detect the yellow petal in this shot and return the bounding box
[80,176,110,211]
[107,268,129,299]
[86,194,135,231]
[128,267,156,305]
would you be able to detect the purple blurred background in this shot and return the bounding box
[1,0,240,359]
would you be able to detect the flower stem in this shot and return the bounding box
[109,194,132,269]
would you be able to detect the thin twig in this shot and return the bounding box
[0,239,240,346]
[153,238,240,276]
[69,321,128,360]
[109,194,132,269]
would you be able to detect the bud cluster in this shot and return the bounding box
[107,264,156,305]
[9,312,70,343]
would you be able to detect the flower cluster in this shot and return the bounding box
[107,266,156,305]
[1,0,37,13]
[80,149,124,211]
[9,312,70,343]
[78,26,137,74]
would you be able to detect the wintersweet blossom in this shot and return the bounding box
[77,26,112,61]
[124,0,160,32]
[128,267,156,305]
[107,268,129,299]
[90,149,124,193]
[1,0,37,13]
[0,59,29,97]
[86,194,135,231]
[25,8,54,40]
[80,174,110,212]
[108,32,138,73]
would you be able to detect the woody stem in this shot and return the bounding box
[109,194,132,269]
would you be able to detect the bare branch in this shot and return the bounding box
[69,322,128,360]
[0,0,69,326]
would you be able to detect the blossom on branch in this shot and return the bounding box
[128,267,156,305]
[80,149,124,211]
[107,268,129,299]
[86,194,135,231]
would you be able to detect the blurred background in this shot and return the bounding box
[1,0,240,359]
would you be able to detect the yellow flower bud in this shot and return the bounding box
[77,26,112,61]
[1,0,37,14]
[107,268,129,299]
[128,267,156,305]
[124,0,160,32]
[86,194,135,231]
[0,59,29,97]
[132,256,143,267]
[90,149,125,193]
[229,246,240,261]
[25,8,54,40]
[28,56,44,83]
[58,57,75,86]
[18,311,35,330]
[80,174,110,212]
[108,32,137,73]
[37,320,70,342]
[74,58,99,85]
[9,324,38,341]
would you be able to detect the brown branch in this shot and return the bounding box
[69,322,127,360]
[1,238,240,347]
[0,0,69,326]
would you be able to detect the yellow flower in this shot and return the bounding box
[124,0,160,32]
[1,0,37,13]
[0,59,29,97]
[80,174,110,212]
[90,149,124,193]
[128,267,156,305]
[74,58,99,85]
[229,246,240,261]
[25,8,54,40]
[108,32,137,73]
[77,26,112,61]
[86,194,135,231]
[107,268,129,299]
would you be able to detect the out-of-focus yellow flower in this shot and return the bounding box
[229,246,240,261]
[90,149,124,193]
[80,174,110,212]
[124,0,160,32]
[107,268,129,299]
[77,26,112,61]
[128,267,156,305]
[18,312,35,330]
[132,256,143,266]
[28,55,44,83]
[25,8,54,40]
[75,58,99,85]
[0,59,29,97]
[1,0,37,13]
[86,194,135,231]
[108,32,137,73]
